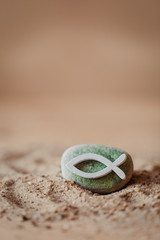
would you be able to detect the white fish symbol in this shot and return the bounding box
[66,153,127,180]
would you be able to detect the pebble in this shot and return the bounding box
[61,144,133,194]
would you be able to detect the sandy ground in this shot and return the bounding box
[0,96,160,240]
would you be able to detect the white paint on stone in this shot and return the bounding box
[66,153,127,180]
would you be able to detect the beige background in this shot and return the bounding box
[0,0,160,154]
[0,0,160,98]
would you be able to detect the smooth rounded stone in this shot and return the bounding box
[61,144,133,194]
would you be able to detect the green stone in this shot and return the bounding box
[61,144,133,194]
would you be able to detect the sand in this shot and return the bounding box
[0,96,160,240]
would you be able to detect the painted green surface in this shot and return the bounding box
[61,144,133,194]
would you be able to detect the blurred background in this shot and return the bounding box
[0,0,160,157]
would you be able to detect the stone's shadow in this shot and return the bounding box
[98,164,160,196]
[129,165,160,186]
